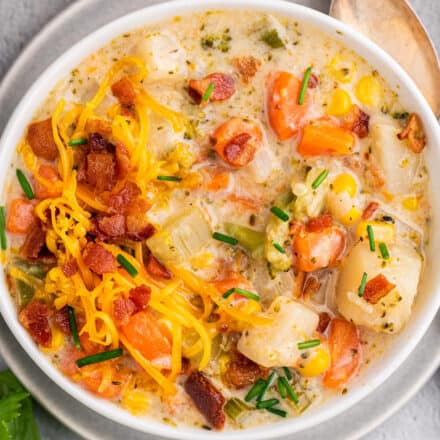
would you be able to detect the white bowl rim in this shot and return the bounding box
[0,0,439,439]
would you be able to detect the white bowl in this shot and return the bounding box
[0,0,439,438]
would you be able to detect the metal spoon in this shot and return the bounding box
[330,0,440,117]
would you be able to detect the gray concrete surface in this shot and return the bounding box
[0,0,438,439]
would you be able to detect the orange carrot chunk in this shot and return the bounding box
[6,198,35,233]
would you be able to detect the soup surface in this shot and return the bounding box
[1,9,430,430]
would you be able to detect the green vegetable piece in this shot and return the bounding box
[16,169,34,200]
[244,378,266,402]
[261,29,285,48]
[0,206,6,250]
[14,260,51,280]
[224,398,252,421]
[117,254,138,278]
[16,280,35,307]
[265,406,287,417]
[257,370,277,402]
[76,348,123,368]
[224,223,265,256]
[279,376,299,404]
[256,398,279,409]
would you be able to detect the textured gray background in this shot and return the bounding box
[0,0,439,439]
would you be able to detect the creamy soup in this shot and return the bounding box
[1,9,430,431]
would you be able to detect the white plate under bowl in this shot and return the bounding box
[0,0,439,439]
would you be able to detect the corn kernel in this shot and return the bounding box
[327,89,352,116]
[355,75,383,107]
[402,196,419,211]
[332,173,357,197]
[298,346,330,377]
[341,206,361,225]
[328,54,356,83]
[41,326,64,352]
[356,221,395,243]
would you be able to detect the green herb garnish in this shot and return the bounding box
[213,232,238,245]
[311,169,329,189]
[298,66,313,105]
[117,254,138,278]
[245,378,266,402]
[265,407,287,417]
[256,398,279,409]
[16,169,34,200]
[201,82,215,102]
[76,348,123,368]
[278,376,299,404]
[222,287,260,301]
[272,242,286,254]
[0,206,6,250]
[379,242,390,259]
[68,137,88,146]
[367,224,375,251]
[277,377,287,398]
[258,371,277,402]
[297,339,321,350]
[283,367,292,380]
[157,175,182,182]
[358,272,368,297]
[270,206,289,222]
[67,306,81,350]
[261,29,285,49]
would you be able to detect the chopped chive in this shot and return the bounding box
[311,169,329,189]
[201,82,215,102]
[222,287,260,301]
[265,407,287,418]
[256,398,279,409]
[67,306,81,350]
[367,224,375,251]
[379,242,390,259]
[157,175,182,182]
[298,66,313,105]
[279,376,299,404]
[258,371,277,402]
[277,377,287,398]
[117,254,138,278]
[76,348,123,368]
[0,206,6,250]
[270,206,289,222]
[283,367,292,380]
[68,137,88,146]
[213,232,238,245]
[272,242,286,254]
[297,339,321,350]
[358,271,368,297]
[245,378,266,402]
[16,169,34,200]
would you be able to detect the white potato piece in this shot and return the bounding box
[336,241,422,333]
[237,296,319,367]
[132,31,187,79]
[370,122,419,194]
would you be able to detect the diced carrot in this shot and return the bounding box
[297,121,355,156]
[323,318,361,388]
[267,71,309,140]
[81,365,123,398]
[207,172,230,191]
[121,310,171,362]
[6,198,35,233]
[33,165,61,199]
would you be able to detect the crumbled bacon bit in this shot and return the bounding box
[224,133,254,167]
[97,214,126,238]
[108,182,141,214]
[82,242,116,274]
[125,217,155,241]
[362,202,379,220]
[184,372,225,430]
[88,132,114,153]
[307,73,319,88]
[226,351,268,389]
[232,56,261,84]
[111,76,136,107]
[397,113,426,153]
[302,276,321,296]
[129,285,151,312]
[146,254,172,279]
[86,152,115,192]
[27,119,58,160]
[340,105,370,138]
[113,298,136,325]
[306,213,333,233]
[61,258,78,277]
[85,119,112,137]
[19,300,52,347]
[316,312,331,333]
[115,142,130,179]
[363,274,396,304]
[20,221,46,260]
[189,73,235,104]
[55,306,72,335]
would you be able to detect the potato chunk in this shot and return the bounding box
[237,296,319,367]
[370,122,419,194]
[336,241,421,333]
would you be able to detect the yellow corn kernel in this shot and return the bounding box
[356,221,395,243]
[122,389,149,415]
[355,75,383,107]
[402,196,419,211]
[332,173,357,197]
[328,54,356,83]
[41,326,65,353]
[341,206,361,225]
[298,347,330,377]
[327,89,352,116]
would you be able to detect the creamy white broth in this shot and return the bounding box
[3,9,430,431]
